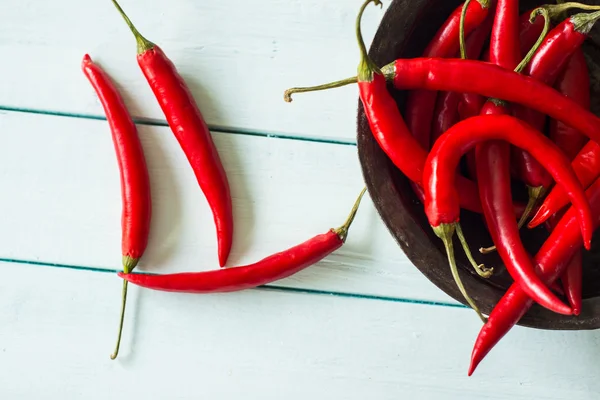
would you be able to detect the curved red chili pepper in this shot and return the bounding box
[111,0,233,267]
[425,114,592,249]
[550,49,590,160]
[512,11,600,202]
[120,188,366,293]
[405,0,494,149]
[82,55,152,359]
[474,102,570,314]
[488,0,520,69]
[468,177,600,375]
[387,57,600,148]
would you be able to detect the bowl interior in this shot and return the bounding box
[357,0,600,329]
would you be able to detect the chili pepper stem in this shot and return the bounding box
[546,2,600,19]
[356,0,383,82]
[333,187,367,241]
[433,223,487,323]
[514,8,551,73]
[456,223,493,277]
[459,0,474,59]
[110,0,155,54]
[110,279,129,360]
[283,64,395,102]
[123,255,139,271]
[571,10,600,34]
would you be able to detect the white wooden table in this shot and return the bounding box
[1,1,598,398]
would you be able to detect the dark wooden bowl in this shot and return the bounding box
[357,0,600,329]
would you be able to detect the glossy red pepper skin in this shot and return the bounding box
[405,0,493,149]
[474,104,570,314]
[82,55,151,267]
[120,230,342,293]
[531,142,600,227]
[468,177,600,376]
[513,14,599,190]
[519,8,544,56]
[111,0,233,267]
[489,0,520,69]
[550,49,589,160]
[389,58,600,148]
[424,115,592,250]
[360,73,483,213]
[431,91,460,145]
[138,46,233,268]
[562,251,583,315]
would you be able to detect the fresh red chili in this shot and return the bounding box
[471,2,570,316]
[550,49,590,160]
[474,103,571,314]
[468,177,600,375]
[352,0,486,214]
[512,10,600,206]
[287,56,600,150]
[432,15,493,146]
[111,0,233,267]
[432,91,460,145]
[425,114,593,317]
[120,188,366,293]
[405,0,493,149]
[82,55,152,360]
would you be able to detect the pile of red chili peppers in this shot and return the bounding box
[84,0,369,359]
[284,0,600,375]
[84,0,600,374]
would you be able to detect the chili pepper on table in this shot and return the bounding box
[82,55,152,360]
[550,49,590,161]
[111,0,234,267]
[405,0,495,149]
[512,9,600,220]
[468,177,600,375]
[424,114,592,318]
[120,188,366,293]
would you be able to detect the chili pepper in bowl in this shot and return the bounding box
[82,55,152,360]
[464,4,570,317]
[424,114,593,318]
[550,49,589,161]
[120,188,366,293]
[512,9,600,223]
[110,0,234,268]
[468,177,600,375]
[404,0,495,149]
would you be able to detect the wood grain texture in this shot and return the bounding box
[1,262,599,399]
[0,110,456,303]
[0,0,390,141]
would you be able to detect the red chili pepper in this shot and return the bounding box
[474,102,570,314]
[468,177,600,375]
[425,114,592,317]
[550,49,590,160]
[512,10,600,209]
[562,251,583,315]
[111,0,233,267]
[432,91,460,146]
[488,0,520,69]
[405,0,494,149]
[82,55,152,360]
[120,188,366,293]
[471,2,569,316]
[432,15,493,146]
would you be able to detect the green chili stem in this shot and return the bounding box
[333,187,367,242]
[459,0,474,60]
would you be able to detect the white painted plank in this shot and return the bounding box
[0,110,457,304]
[0,0,389,141]
[0,262,598,399]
